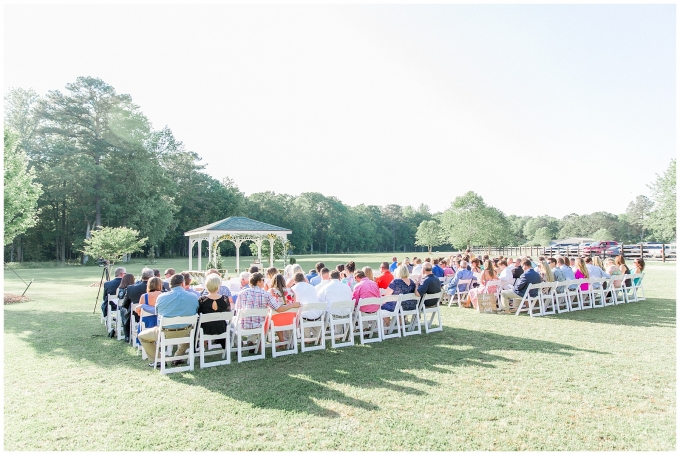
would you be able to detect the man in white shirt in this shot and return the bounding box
[314,267,331,292]
[411,258,423,276]
[292,272,323,320]
[317,270,353,316]
[498,260,515,289]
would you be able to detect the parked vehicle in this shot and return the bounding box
[583,241,619,255]
[544,243,577,254]
[605,245,641,257]
[644,243,677,258]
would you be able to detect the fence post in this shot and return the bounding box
[639,243,643,259]
[662,243,666,263]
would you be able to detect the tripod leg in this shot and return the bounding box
[93,266,108,314]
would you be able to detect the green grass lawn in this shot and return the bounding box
[3,259,676,450]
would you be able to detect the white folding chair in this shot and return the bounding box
[604,276,625,305]
[234,308,267,362]
[515,283,543,316]
[139,307,156,360]
[539,282,558,316]
[578,279,594,310]
[380,294,402,340]
[130,303,140,347]
[269,309,298,358]
[196,312,233,368]
[399,293,421,337]
[565,280,582,311]
[154,315,198,374]
[105,294,120,335]
[554,281,570,313]
[621,274,637,303]
[590,278,607,308]
[451,279,473,307]
[379,288,390,297]
[631,273,645,301]
[355,297,383,344]
[419,292,443,333]
[327,300,355,348]
[297,302,326,352]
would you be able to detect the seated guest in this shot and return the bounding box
[201,269,233,304]
[417,263,442,307]
[411,258,423,276]
[197,274,231,349]
[538,261,555,282]
[138,274,199,368]
[235,273,300,334]
[181,272,201,297]
[314,268,331,291]
[467,260,499,309]
[569,257,576,269]
[163,268,175,291]
[263,267,278,291]
[362,266,375,281]
[470,258,483,280]
[292,272,323,321]
[404,257,413,273]
[431,258,445,278]
[352,270,381,310]
[309,262,325,286]
[447,260,477,294]
[121,268,154,342]
[286,264,305,288]
[558,257,575,280]
[574,257,590,290]
[498,260,514,289]
[586,256,610,281]
[500,259,542,310]
[152,269,169,292]
[389,256,398,273]
[342,261,357,289]
[375,262,394,289]
[510,258,524,282]
[305,268,318,283]
[248,265,259,274]
[136,276,164,315]
[440,260,455,276]
[549,258,566,282]
[231,271,251,303]
[382,265,418,325]
[317,270,353,316]
[631,257,645,285]
[101,266,126,318]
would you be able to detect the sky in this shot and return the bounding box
[3,2,677,219]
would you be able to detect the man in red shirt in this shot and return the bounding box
[375,262,394,289]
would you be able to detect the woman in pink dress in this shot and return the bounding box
[468,260,499,309]
[574,258,590,290]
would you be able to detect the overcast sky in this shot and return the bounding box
[4,2,676,218]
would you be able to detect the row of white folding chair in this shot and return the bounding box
[105,294,123,339]
[515,274,642,317]
[448,279,473,307]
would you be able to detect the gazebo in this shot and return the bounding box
[184,216,292,272]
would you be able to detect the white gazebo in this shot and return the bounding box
[184,216,292,272]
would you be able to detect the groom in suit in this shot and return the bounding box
[500,259,542,310]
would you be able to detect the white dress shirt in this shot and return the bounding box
[293,281,323,319]
[317,279,353,316]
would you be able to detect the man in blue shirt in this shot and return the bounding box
[431,258,445,278]
[447,261,477,294]
[500,259,542,311]
[389,257,398,273]
[138,274,198,367]
[309,262,325,286]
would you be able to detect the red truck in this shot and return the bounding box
[582,241,619,255]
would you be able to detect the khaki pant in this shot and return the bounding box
[501,290,522,312]
[138,326,192,362]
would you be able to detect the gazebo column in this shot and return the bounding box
[197,238,202,271]
[268,237,275,267]
[233,239,243,272]
[188,238,194,270]
[208,234,214,269]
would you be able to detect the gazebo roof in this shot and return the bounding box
[184,216,291,236]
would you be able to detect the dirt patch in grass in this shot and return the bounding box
[4,293,30,305]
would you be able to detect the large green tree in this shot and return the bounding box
[414,220,442,253]
[4,129,42,245]
[439,192,512,249]
[645,159,676,242]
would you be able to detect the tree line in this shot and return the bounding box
[4,77,676,263]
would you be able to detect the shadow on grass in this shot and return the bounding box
[4,309,610,418]
[542,298,676,328]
